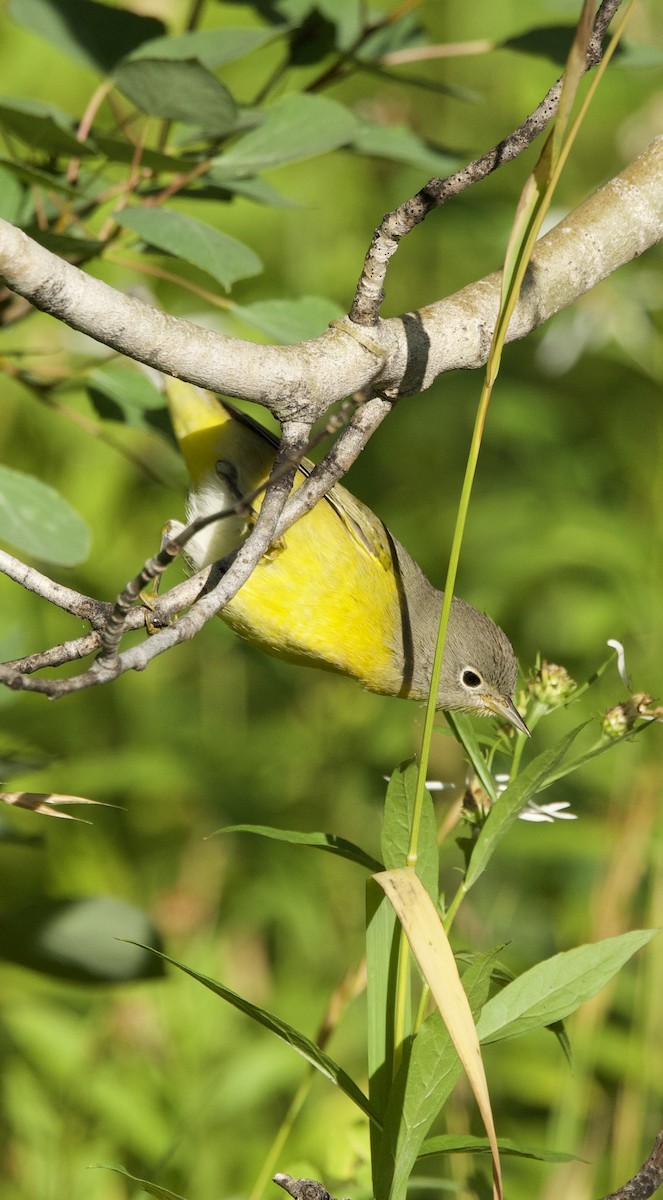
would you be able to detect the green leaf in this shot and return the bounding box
[86,365,166,429]
[113,59,237,136]
[366,877,403,1174]
[20,226,105,261]
[92,135,198,174]
[142,946,378,1125]
[476,930,658,1045]
[502,25,576,67]
[212,93,357,177]
[203,174,298,207]
[357,11,428,61]
[231,296,343,343]
[217,824,383,873]
[374,948,499,1200]
[464,723,588,890]
[0,897,165,983]
[0,464,90,566]
[381,761,438,901]
[316,0,363,51]
[116,207,262,291]
[0,165,24,223]
[445,711,498,803]
[0,97,96,158]
[129,26,279,68]
[0,156,79,198]
[419,1135,580,1163]
[100,1165,186,1200]
[540,720,654,790]
[352,120,458,175]
[8,0,165,73]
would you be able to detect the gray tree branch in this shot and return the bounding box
[349,0,624,324]
[0,141,661,697]
[0,140,661,425]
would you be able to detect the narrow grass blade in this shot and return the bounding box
[464,723,587,891]
[445,712,498,803]
[419,1136,580,1163]
[139,946,378,1125]
[98,1164,186,1199]
[216,824,383,873]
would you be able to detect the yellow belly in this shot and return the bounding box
[223,496,403,693]
[170,387,407,696]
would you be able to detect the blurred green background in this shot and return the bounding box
[0,2,661,1198]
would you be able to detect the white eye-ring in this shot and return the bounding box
[460,668,483,690]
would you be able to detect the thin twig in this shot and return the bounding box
[0,549,105,623]
[98,394,374,662]
[1,397,381,685]
[599,1132,663,1200]
[276,391,394,535]
[349,0,624,325]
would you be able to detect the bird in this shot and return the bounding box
[164,380,529,735]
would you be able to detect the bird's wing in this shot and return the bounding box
[220,399,394,573]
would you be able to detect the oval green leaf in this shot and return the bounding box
[0,896,165,983]
[0,465,90,565]
[116,207,262,291]
[213,93,357,177]
[113,58,237,136]
[218,823,383,872]
[8,0,164,73]
[0,97,96,158]
[144,945,378,1124]
[129,26,278,68]
[231,296,343,343]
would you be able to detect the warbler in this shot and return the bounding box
[165,380,528,734]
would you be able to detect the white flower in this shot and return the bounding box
[607,638,631,689]
[518,800,577,823]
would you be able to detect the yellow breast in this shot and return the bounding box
[168,385,405,694]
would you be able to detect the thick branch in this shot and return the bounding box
[0,140,661,422]
[0,142,661,699]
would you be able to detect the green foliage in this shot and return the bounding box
[0,1,661,1199]
[146,946,377,1124]
[476,930,658,1045]
[0,465,90,565]
[0,896,165,983]
[116,207,263,290]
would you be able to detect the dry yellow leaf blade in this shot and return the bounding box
[374,867,502,1200]
[0,791,113,821]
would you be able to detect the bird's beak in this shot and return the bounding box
[484,694,531,737]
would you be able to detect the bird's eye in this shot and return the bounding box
[461,668,483,690]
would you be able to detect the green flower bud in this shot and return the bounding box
[602,704,631,740]
[602,693,659,739]
[528,661,577,708]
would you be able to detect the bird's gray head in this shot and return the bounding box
[437,598,529,735]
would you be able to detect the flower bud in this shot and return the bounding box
[528,661,577,708]
[602,704,631,740]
